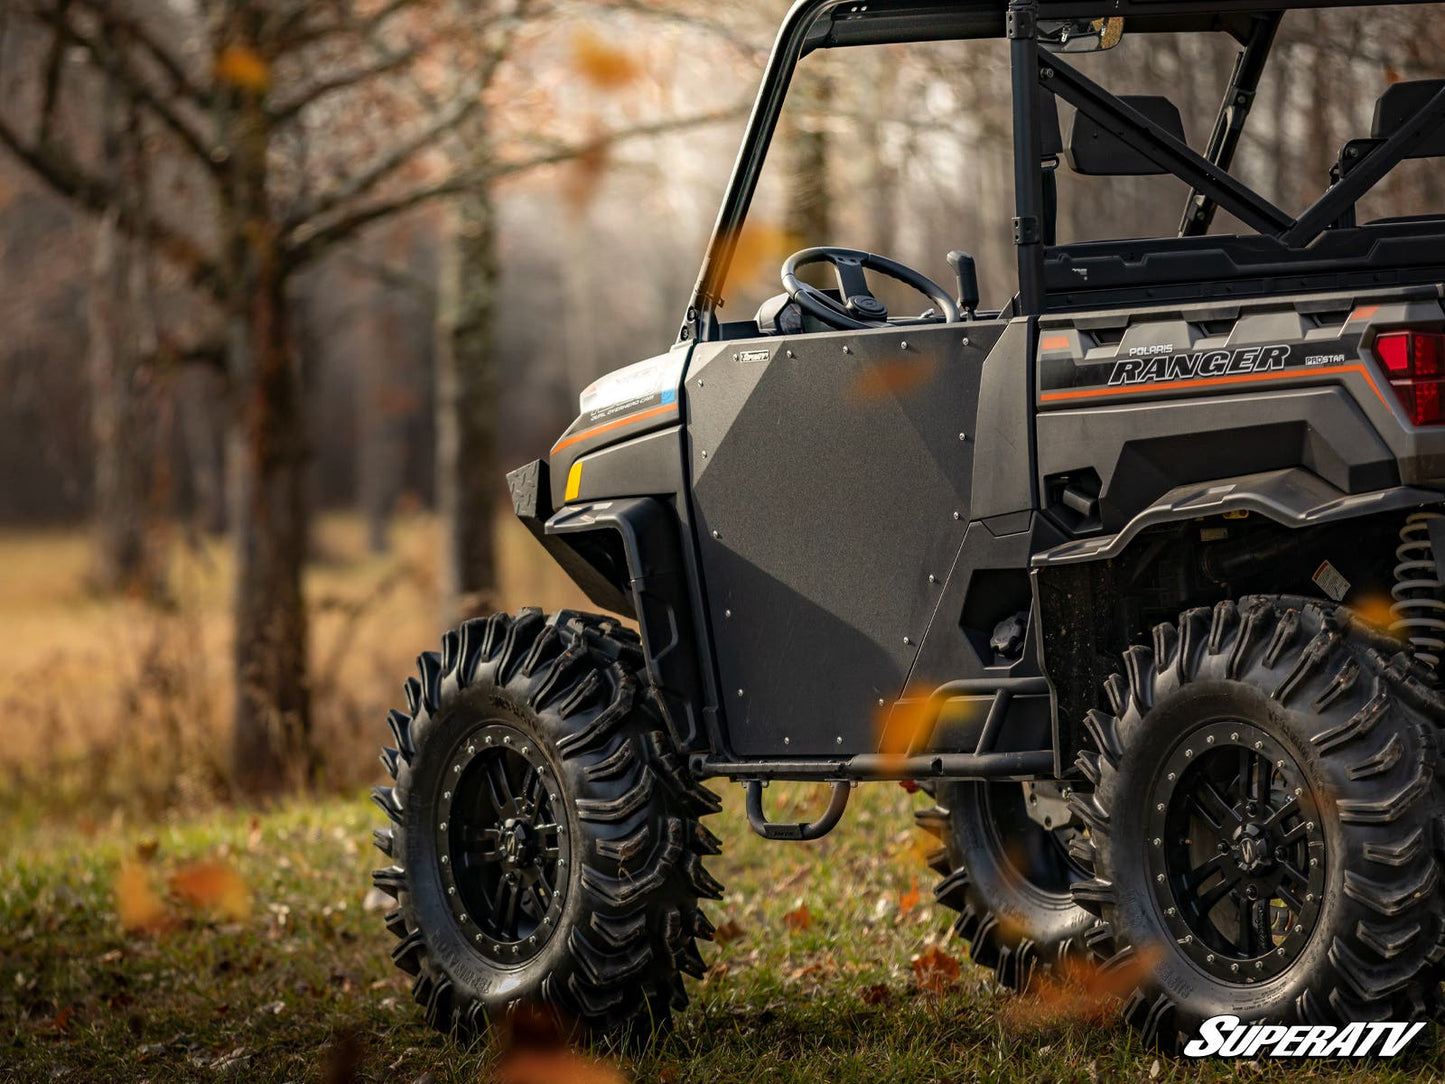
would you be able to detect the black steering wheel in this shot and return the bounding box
[781,246,961,330]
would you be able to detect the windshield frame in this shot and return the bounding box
[679,0,1442,343]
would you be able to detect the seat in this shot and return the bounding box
[1332,79,1445,227]
[1064,95,1187,176]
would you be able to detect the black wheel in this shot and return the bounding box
[370,609,723,1044]
[1070,596,1445,1050]
[917,779,1104,991]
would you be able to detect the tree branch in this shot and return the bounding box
[36,2,71,146]
[68,0,209,108]
[34,2,218,170]
[285,102,749,270]
[283,91,484,234]
[273,0,417,56]
[591,0,765,57]
[0,111,222,297]
[268,44,422,125]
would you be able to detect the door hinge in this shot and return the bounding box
[1013,215,1041,245]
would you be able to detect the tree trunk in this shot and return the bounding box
[225,71,312,797]
[436,193,500,624]
[88,94,159,596]
[784,65,832,266]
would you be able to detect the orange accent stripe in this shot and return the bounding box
[1040,335,1071,350]
[550,403,678,454]
[1038,364,1391,411]
[1350,304,1380,322]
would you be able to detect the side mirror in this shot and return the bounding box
[1039,17,1124,54]
[946,251,979,320]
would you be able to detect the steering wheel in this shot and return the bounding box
[780,246,961,330]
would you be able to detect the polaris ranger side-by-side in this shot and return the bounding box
[371,0,1445,1051]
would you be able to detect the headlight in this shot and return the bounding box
[579,353,685,417]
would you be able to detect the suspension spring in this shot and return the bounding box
[1390,511,1445,669]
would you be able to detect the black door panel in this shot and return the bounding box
[685,321,1004,755]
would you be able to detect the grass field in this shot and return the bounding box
[6,786,1444,1083]
[0,513,593,825]
[2,523,1443,1081]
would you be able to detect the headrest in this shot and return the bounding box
[1372,79,1445,159]
[1066,95,1186,176]
[1038,89,1063,160]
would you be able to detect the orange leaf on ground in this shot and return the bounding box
[861,983,891,1005]
[170,859,251,921]
[898,877,921,915]
[48,1006,73,1032]
[910,946,960,993]
[999,944,1165,1030]
[782,903,812,931]
[214,45,271,93]
[713,919,745,945]
[495,1049,629,1084]
[115,861,168,934]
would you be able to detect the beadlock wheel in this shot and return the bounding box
[370,609,723,1043]
[438,722,571,967]
[1146,719,1327,984]
[1070,596,1445,1050]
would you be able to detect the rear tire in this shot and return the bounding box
[918,780,1103,991]
[1070,596,1445,1051]
[371,609,722,1044]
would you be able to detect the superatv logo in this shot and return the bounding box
[1107,344,1292,386]
[1184,1014,1425,1058]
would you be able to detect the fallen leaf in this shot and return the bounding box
[134,838,159,863]
[727,222,801,288]
[910,946,960,993]
[861,983,891,1005]
[496,1049,627,1084]
[782,903,812,931]
[48,1006,73,1032]
[713,920,745,945]
[115,861,168,934]
[571,30,642,91]
[170,859,251,922]
[1149,1058,1161,1079]
[214,45,271,93]
[999,943,1164,1030]
[898,877,920,915]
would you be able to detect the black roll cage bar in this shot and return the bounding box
[679,0,1445,343]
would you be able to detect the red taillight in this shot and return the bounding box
[1372,330,1445,425]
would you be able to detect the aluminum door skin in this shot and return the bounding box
[684,320,1007,757]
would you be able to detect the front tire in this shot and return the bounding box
[371,609,723,1043]
[1071,596,1445,1050]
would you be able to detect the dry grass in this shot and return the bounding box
[0,511,591,826]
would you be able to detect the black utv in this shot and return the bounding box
[370,0,1445,1052]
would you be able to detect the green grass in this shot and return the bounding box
[3,784,1443,1083]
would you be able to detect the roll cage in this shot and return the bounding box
[679,0,1445,343]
